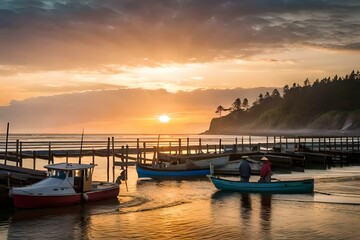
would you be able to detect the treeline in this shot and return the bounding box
[209,70,360,133]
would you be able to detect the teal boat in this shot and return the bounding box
[209,176,314,194]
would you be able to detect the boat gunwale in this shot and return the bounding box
[209,176,314,185]
[137,164,209,173]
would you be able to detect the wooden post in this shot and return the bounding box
[112,137,115,182]
[206,144,209,154]
[235,137,238,152]
[329,137,332,150]
[340,137,343,150]
[178,138,182,154]
[92,149,95,164]
[318,137,321,151]
[137,138,140,162]
[285,137,288,150]
[273,136,276,150]
[241,137,244,152]
[143,142,146,163]
[219,139,222,154]
[19,141,23,167]
[199,138,202,153]
[48,142,52,165]
[4,122,9,165]
[79,129,84,164]
[323,138,326,151]
[152,146,156,161]
[311,138,314,151]
[280,136,282,152]
[32,151,36,169]
[15,140,19,167]
[266,136,269,151]
[169,141,172,155]
[346,137,349,150]
[121,146,125,167]
[126,145,129,179]
[352,137,354,151]
[187,137,190,154]
[107,137,110,182]
[66,151,69,163]
[249,136,252,151]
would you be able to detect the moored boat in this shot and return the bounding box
[188,155,229,168]
[209,176,314,194]
[215,157,261,175]
[0,164,47,208]
[158,152,229,166]
[136,164,210,179]
[11,163,120,209]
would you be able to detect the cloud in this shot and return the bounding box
[0,0,359,71]
[0,87,276,133]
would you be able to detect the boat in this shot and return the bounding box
[0,164,47,208]
[188,155,229,168]
[136,164,210,179]
[156,153,229,169]
[11,163,120,209]
[208,176,314,194]
[215,157,261,175]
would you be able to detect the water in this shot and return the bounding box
[1,134,360,239]
[1,166,360,239]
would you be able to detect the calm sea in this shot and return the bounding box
[1,134,360,239]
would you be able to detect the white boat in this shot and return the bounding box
[157,153,229,169]
[11,163,120,209]
[186,155,230,168]
[215,158,261,175]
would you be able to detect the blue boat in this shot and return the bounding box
[209,176,314,194]
[136,164,210,179]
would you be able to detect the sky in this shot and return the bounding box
[0,0,359,134]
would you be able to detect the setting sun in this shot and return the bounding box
[159,115,170,123]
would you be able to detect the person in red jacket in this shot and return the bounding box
[259,156,272,182]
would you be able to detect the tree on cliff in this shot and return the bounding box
[215,105,226,117]
[232,98,241,111]
[242,98,249,110]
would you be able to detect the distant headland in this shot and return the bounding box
[204,70,360,136]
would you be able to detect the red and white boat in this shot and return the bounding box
[11,163,120,209]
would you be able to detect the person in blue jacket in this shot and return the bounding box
[239,156,251,182]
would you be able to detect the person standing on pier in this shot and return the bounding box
[239,156,251,182]
[259,157,272,183]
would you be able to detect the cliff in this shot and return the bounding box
[205,71,360,135]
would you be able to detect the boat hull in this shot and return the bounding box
[136,164,210,179]
[12,184,119,209]
[13,194,82,209]
[209,176,314,194]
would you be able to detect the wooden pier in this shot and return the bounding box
[1,135,360,180]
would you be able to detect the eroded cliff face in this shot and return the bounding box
[206,110,360,135]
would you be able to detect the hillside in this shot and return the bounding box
[206,71,360,135]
